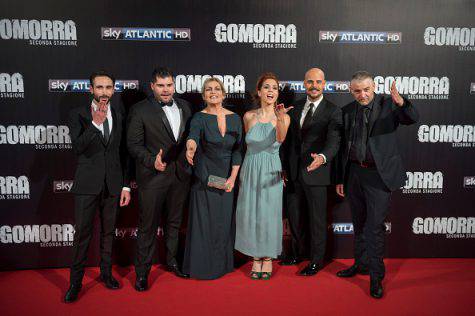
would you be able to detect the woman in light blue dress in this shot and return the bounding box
[235,73,292,279]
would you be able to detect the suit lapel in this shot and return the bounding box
[368,95,383,137]
[150,98,176,142]
[107,106,118,147]
[175,99,185,142]
[346,102,358,155]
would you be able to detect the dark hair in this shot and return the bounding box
[254,72,279,104]
[151,67,174,83]
[351,71,374,82]
[89,71,115,86]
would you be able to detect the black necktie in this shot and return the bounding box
[355,106,370,163]
[301,102,315,130]
[103,116,110,143]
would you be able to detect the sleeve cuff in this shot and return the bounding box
[318,153,327,164]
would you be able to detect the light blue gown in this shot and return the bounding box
[235,121,283,258]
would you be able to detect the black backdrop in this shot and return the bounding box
[1,0,474,270]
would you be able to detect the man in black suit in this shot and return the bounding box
[65,71,131,303]
[127,67,192,291]
[335,71,419,298]
[281,68,342,276]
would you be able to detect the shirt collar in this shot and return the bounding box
[306,95,323,107]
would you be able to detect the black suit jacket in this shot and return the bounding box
[283,97,342,186]
[127,97,192,189]
[337,94,419,192]
[68,102,129,195]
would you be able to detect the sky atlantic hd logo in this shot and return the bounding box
[424,27,475,51]
[0,19,77,46]
[279,81,350,93]
[0,73,24,98]
[332,222,391,234]
[463,176,475,189]
[0,176,30,200]
[101,27,190,41]
[214,23,297,48]
[0,224,74,247]
[53,180,73,193]
[402,171,443,194]
[413,217,475,239]
[175,75,246,98]
[374,76,449,100]
[418,125,475,148]
[319,31,401,44]
[0,125,71,150]
[49,79,139,92]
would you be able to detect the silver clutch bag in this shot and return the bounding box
[207,175,228,190]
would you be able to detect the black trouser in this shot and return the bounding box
[286,177,327,265]
[347,163,391,280]
[135,176,189,278]
[70,183,118,285]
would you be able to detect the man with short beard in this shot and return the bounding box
[127,67,192,291]
[336,71,419,298]
[65,71,131,303]
[281,68,342,276]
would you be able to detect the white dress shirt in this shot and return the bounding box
[90,101,130,192]
[162,100,181,141]
[299,95,327,164]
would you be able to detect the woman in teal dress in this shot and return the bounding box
[235,73,292,279]
[183,77,243,279]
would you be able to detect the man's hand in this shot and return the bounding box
[307,153,324,172]
[91,101,108,125]
[154,149,167,171]
[281,170,288,187]
[336,184,345,197]
[120,189,131,207]
[390,81,404,107]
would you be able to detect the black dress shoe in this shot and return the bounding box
[336,264,369,278]
[299,263,321,276]
[279,258,302,266]
[64,284,82,303]
[135,277,148,292]
[167,264,190,278]
[100,274,120,289]
[370,278,384,299]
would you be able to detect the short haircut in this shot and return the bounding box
[351,71,374,82]
[89,71,115,86]
[151,67,174,83]
[201,77,226,98]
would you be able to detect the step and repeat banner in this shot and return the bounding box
[1,1,474,270]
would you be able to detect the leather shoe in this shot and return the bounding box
[299,263,321,276]
[336,264,369,278]
[370,278,384,299]
[279,257,302,266]
[64,284,82,303]
[135,277,148,292]
[100,274,120,289]
[167,264,190,278]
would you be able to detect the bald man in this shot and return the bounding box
[281,68,342,276]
